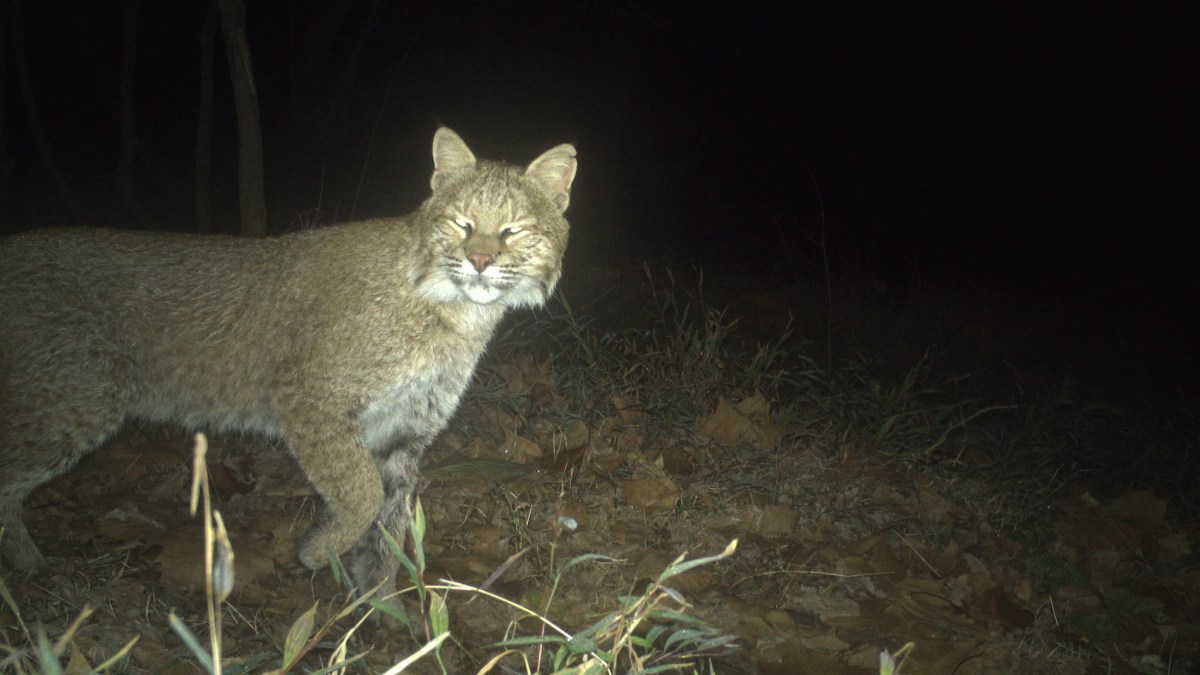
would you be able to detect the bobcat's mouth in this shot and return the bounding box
[456,268,550,308]
[414,258,549,308]
[451,255,505,305]
[410,262,507,306]
[459,275,503,304]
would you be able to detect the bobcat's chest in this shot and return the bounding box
[359,355,479,454]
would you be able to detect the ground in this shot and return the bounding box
[2,266,1197,674]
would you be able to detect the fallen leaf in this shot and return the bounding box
[758,504,799,535]
[500,429,542,462]
[611,394,643,424]
[660,446,696,475]
[621,476,679,509]
[1104,490,1166,528]
[699,394,785,448]
[64,642,93,674]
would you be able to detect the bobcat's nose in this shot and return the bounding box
[467,252,493,272]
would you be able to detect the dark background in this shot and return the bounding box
[2,1,1197,411]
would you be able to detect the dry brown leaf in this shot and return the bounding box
[1054,585,1102,609]
[884,594,991,640]
[1058,514,1153,554]
[698,397,748,444]
[660,446,696,475]
[95,507,166,544]
[700,393,784,447]
[915,485,965,525]
[881,638,988,675]
[1104,490,1166,527]
[467,524,509,560]
[611,394,642,424]
[1082,548,1124,587]
[608,426,645,453]
[763,608,797,634]
[64,641,93,674]
[860,538,905,575]
[797,629,850,652]
[558,418,590,450]
[965,585,1034,629]
[621,476,679,509]
[497,356,558,405]
[733,615,773,645]
[920,538,965,577]
[483,407,519,432]
[130,636,176,671]
[733,392,771,421]
[591,453,624,473]
[669,569,715,594]
[500,428,542,462]
[758,504,799,535]
[1058,490,1172,555]
[845,533,885,557]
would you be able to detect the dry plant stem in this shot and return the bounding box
[380,632,450,675]
[473,547,531,599]
[188,433,223,674]
[534,488,570,671]
[889,641,915,674]
[894,531,940,578]
[435,581,573,640]
[0,559,32,639]
[732,568,891,587]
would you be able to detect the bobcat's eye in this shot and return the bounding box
[500,225,523,240]
[453,218,473,235]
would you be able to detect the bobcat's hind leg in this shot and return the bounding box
[0,492,46,570]
[0,398,124,570]
[1,321,131,571]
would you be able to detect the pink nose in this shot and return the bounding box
[467,252,493,272]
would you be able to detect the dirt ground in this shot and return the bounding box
[2,271,1197,673]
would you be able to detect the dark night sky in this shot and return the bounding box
[2,1,1197,296]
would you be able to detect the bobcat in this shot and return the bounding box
[0,127,578,593]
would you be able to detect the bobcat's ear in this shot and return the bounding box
[525,143,578,213]
[431,128,477,191]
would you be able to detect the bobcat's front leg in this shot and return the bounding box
[348,440,425,594]
[279,404,385,570]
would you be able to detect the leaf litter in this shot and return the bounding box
[2,268,1197,673]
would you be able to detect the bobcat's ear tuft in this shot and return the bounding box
[525,144,577,213]
[431,128,478,191]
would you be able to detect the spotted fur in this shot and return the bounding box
[0,128,577,593]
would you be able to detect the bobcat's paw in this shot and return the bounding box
[299,514,377,570]
[349,545,400,597]
[298,527,339,570]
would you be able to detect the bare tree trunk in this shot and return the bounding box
[10,0,82,225]
[195,0,217,234]
[117,0,153,228]
[216,0,266,236]
[0,0,12,224]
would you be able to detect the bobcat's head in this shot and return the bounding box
[412,128,577,309]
